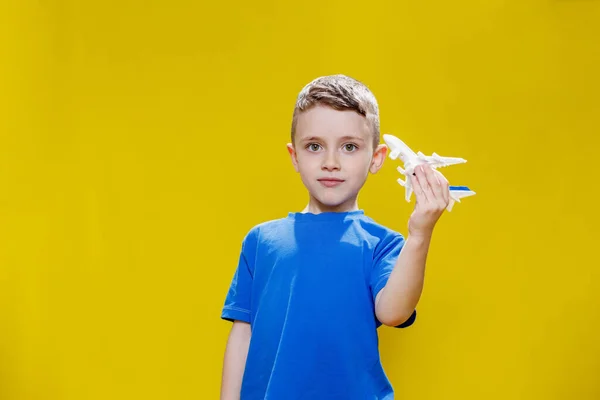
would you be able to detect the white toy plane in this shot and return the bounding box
[383,134,475,211]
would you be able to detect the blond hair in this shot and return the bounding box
[291,74,380,148]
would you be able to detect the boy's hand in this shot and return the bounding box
[408,165,450,238]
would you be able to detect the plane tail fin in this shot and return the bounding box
[446,186,476,211]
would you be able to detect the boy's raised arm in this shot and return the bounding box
[220,321,251,400]
[375,165,449,327]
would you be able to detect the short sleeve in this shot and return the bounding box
[370,232,417,328]
[221,228,257,324]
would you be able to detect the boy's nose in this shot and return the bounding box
[321,152,340,171]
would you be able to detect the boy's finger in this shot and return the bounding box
[424,165,444,201]
[414,166,433,203]
[411,175,427,204]
[442,178,449,204]
[434,169,450,204]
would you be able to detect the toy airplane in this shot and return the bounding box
[383,134,475,211]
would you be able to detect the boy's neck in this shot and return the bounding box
[301,196,359,214]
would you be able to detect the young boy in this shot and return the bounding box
[220,74,450,399]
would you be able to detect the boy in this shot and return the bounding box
[220,74,450,399]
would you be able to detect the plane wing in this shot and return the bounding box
[395,166,413,202]
[417,152,467,169]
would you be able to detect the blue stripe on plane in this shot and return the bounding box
[449,186,472,191]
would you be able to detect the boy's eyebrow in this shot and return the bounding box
[340,135,365,142]
[301,135,366,143]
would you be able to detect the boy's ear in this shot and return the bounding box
[369,144,388,174]
[287,143,299,172]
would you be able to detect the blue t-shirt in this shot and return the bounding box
[221,210,416,399]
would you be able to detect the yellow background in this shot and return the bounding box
[1,0,599,399]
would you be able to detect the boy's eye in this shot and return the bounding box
[344,144,358,152]
[307,143,321,152]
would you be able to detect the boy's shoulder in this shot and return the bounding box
[243,215,289,234]
[356,212,404,239]
[237,215,291,248]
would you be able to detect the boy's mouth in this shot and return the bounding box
[318,178,345,188]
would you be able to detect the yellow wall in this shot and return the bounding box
[1,0,599,398]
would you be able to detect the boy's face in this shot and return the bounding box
[287,104,388,213]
